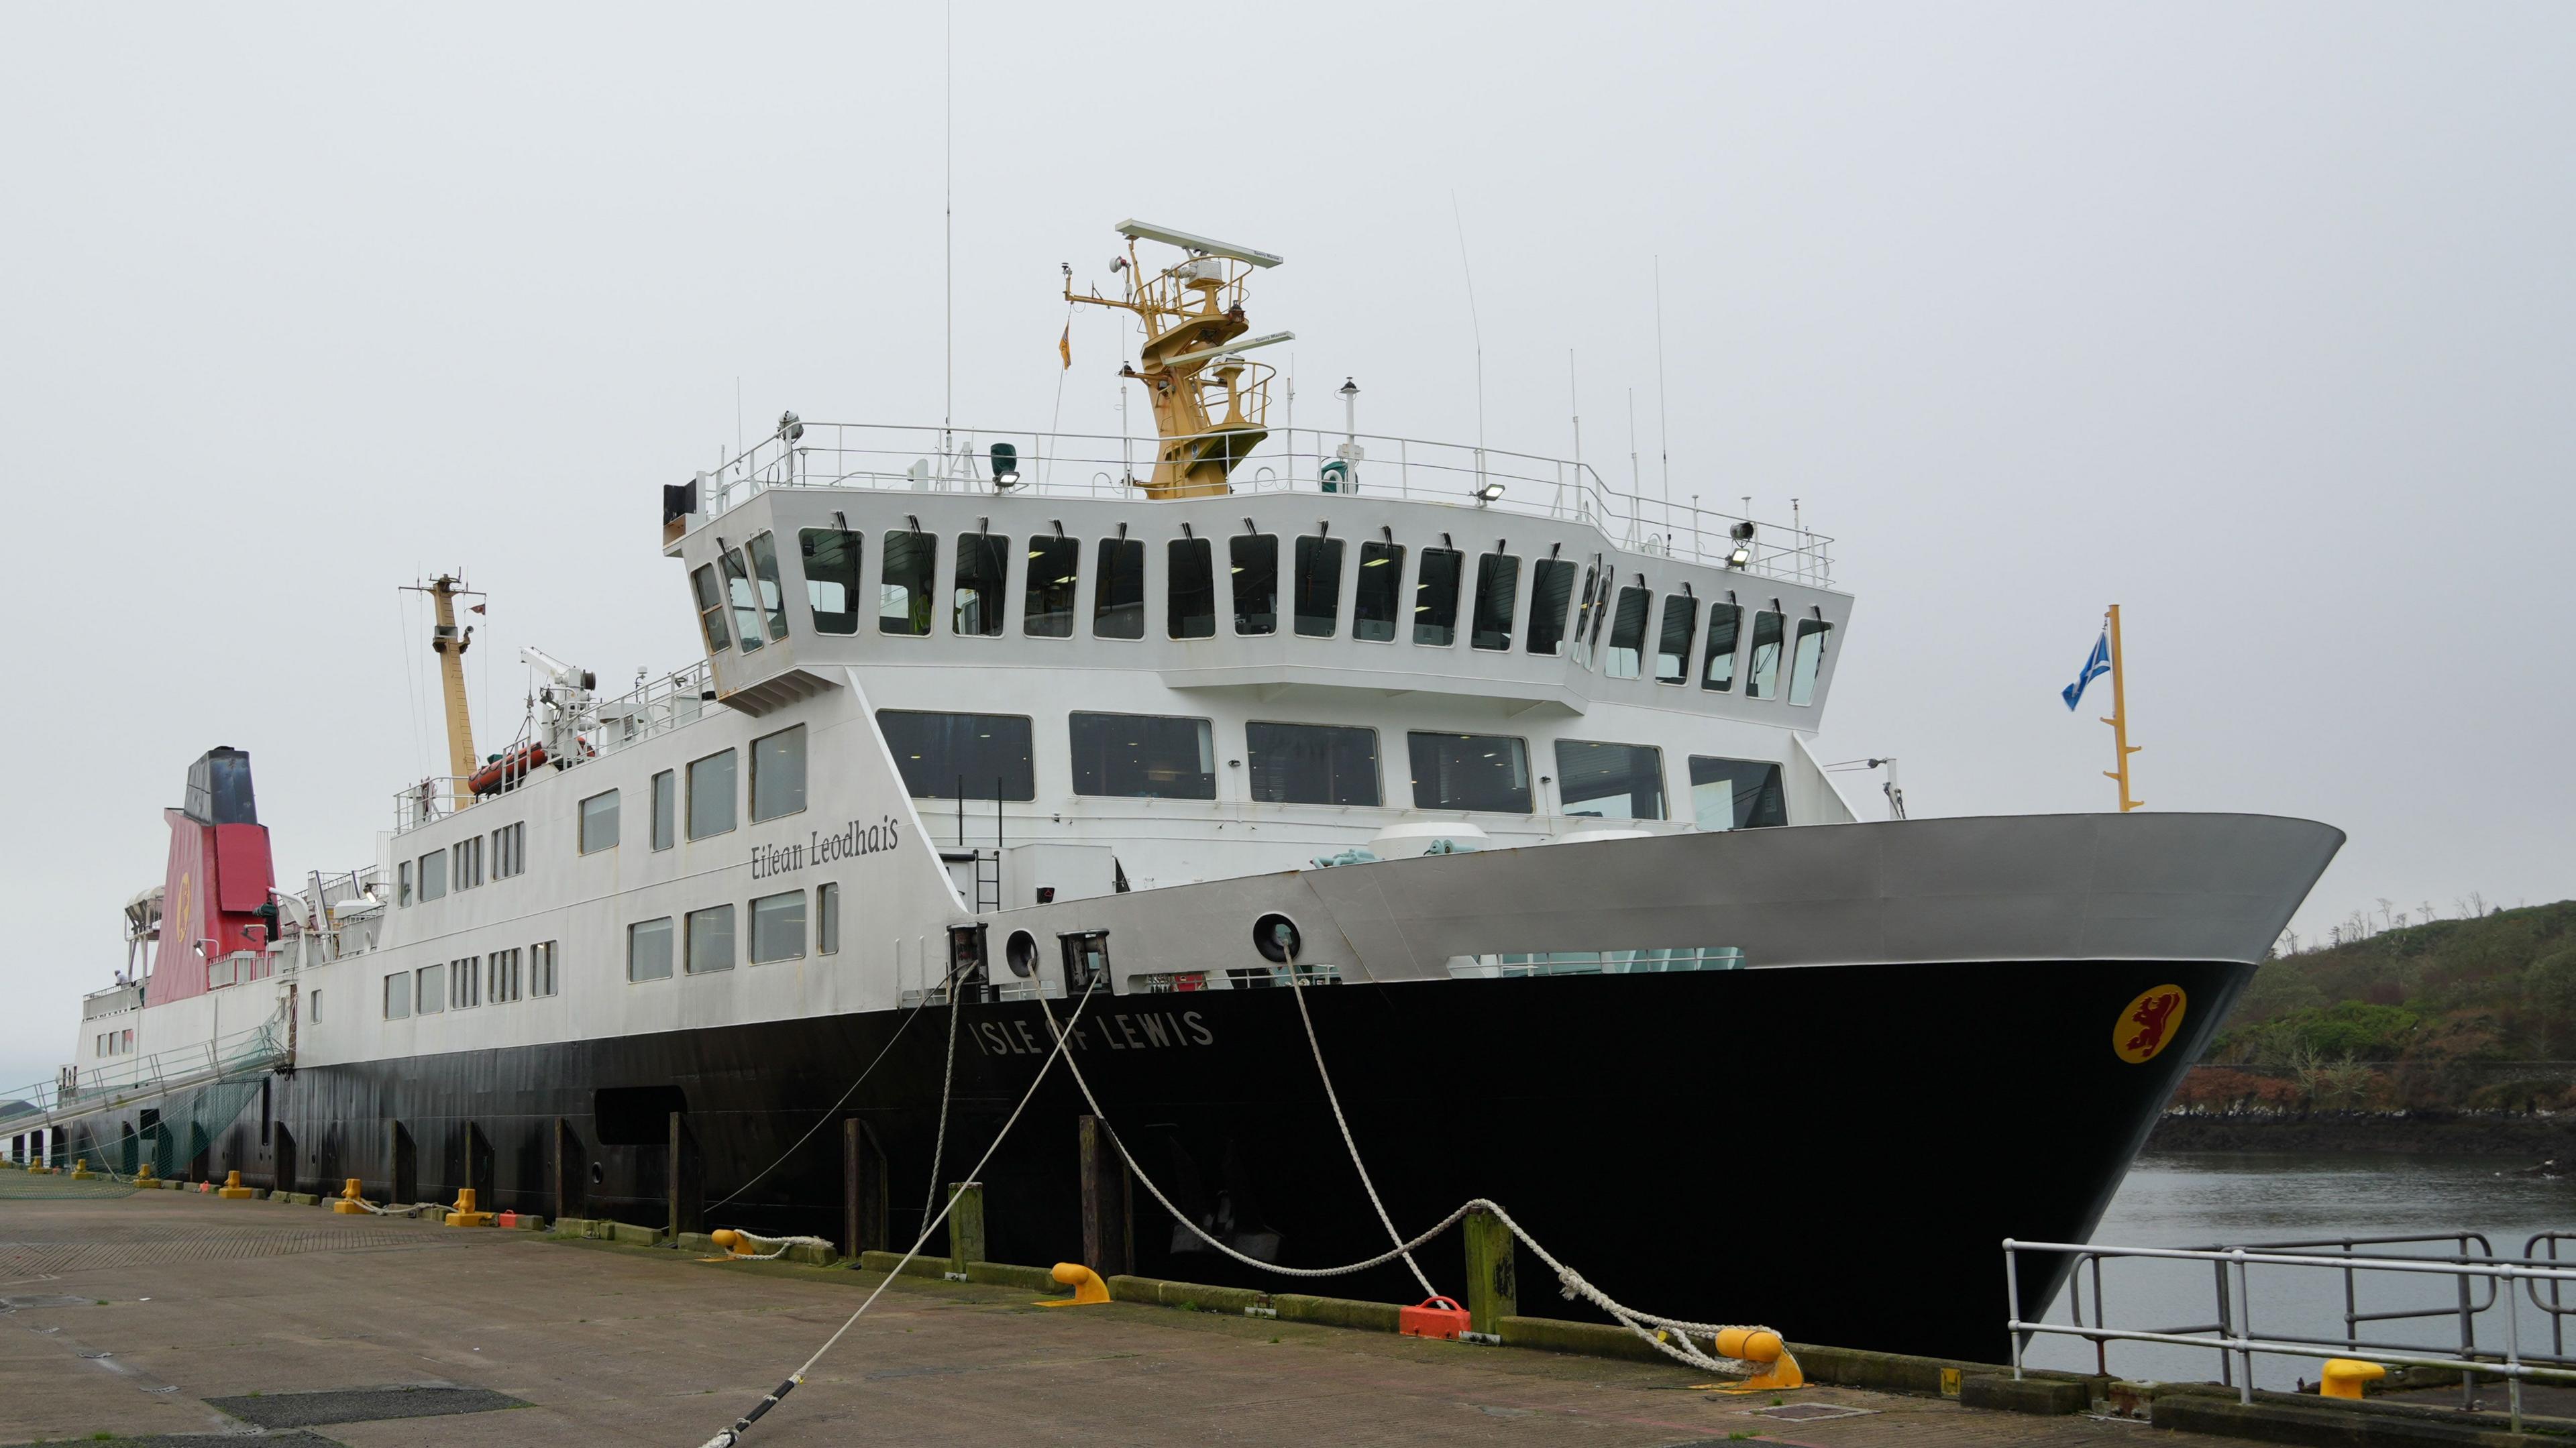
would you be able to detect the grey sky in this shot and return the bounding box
[3,3,2569,1089]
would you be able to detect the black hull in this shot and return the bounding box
[54,958,2247,1363]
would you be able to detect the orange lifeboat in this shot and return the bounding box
[468,742,547,796]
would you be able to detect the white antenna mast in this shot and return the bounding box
[1654,254,1670,509]
[1568,349,1581,470]
[1627,386,1640,494]
[943,2,953,441]
[1450,192,1485,472]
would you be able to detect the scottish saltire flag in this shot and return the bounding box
[2061,626,2112,711]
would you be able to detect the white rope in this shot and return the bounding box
[918,956,965,1237]
[710,1230,838,1262]
[1287,977,1435,1298]
[702,974,945,1213]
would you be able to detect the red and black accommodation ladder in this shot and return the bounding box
[149,747,280,1003]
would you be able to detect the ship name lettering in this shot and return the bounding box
[965,1009,1216,1056]
[753,817,906,879]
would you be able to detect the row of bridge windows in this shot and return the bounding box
[692,528,1831,703]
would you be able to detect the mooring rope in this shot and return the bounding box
[1285,972,1435,1298]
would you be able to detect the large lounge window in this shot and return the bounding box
[1094,537,1144,639]
[719,546,763,653]
[877,710,1036,799]
[879,530,936,636]
[744,533,791,644]
[1293,535,1344,637]
[1168,537,1216,639]
[1230,534,1277,635]
[1247,722,1381,806]
[1413,547,1462,646]
[800,528,863,634]
[953,532,1010,637]
[416,962,445,1015]
[1655,594,1696,685]
[691,564,732,653]
[1689,757,1788,830]
[1069,712,1216,799]
[1023,536,1078,638]
[419,848,448,901]
[383,973,411,1020]
[1746,610,1786,700]
[1788,617,1832,706]
[688,749,737,840]
[751,725,805,822]
[628,917,674,982]
[1407,732,1532,813]
[1353,541,1403,642]
[1555,739,1666,820]
[750,891,804,964]
[1605,585,1650,678]
[686,904,735,974]
[1527,557,1577,656]
[1470,552,1520,651]
[1701,602,1741,691]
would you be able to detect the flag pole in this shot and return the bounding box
[2100,603,2143,811]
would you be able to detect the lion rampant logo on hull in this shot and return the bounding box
[2112,985,2188,1064]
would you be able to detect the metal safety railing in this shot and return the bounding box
[2006,1235,2576,1431]
[393,660,716,833]
[0,1017,292,1135]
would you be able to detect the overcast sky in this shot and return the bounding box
[3,3,2569,1089]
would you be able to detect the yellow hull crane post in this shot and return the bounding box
[1067,221,1291,500]
[2101,603,2143,812]
[405,573,482,810]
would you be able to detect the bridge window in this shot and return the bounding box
[751,891,805,964]
[1352,541,1403,642]
[751,725,806,822]
[1470,553,1520,651]
[1655,594,1696,685]
[1247,722,1381,806]
[1701,602,1741,691]
[1788,618,1832,706]
[383,973,411,1020]
[1022,536,1079,638]
[651,771,676,850]
[800,528,863,634]
[627,917,674,983]
[1555,740,1666,820]
[688,749,737,840]
[1746,610,1785,699]
[1230,534,1278,635]
[877,710,1036,800]
[419,848,448,900]
[1527,557,1577,656]
[953,532,1010,637]
[744,533,791,643]
[1294,535,1344,636]
[719,546,764,653]
[1413,547,1462,646]
[686,904,735,974]
[690,564,732,653]
[1605,585,1650,678]
[879,531,936,636]
[1407,732,1532,813]
[415,962,445,1015]
[1069,712,1216,800]
[578,791,618,854]
[1168,537,1216,639]
[1094,537,1145,639]
[1688,757,1787,830]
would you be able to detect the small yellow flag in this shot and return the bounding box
[1059,323,1072,370]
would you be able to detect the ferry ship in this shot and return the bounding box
[3,221,2341,1363]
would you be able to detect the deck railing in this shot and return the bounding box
[393,660,715,833]
[0,1017,291,1134]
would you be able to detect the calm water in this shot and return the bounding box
[2023,1152,2576,1390]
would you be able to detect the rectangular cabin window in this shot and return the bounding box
[451,956,479,1009]
[489,948,519,1003]
[1605,585,1650,679]
[1527,557,1578,656]
[1069,712,1216,799]
[686,904,735,974]
[1570,564,1599,666]
[578,791,618,854]
[1688,756,1788,830]
[1701,602,1741,691]
[718,546,763,653]
[452,835,480,891]
[877,710,1036,799]
[1746,610,1786,699]
[800,528,863,634]
[1093,537,1144,639]
[816,883,841,955]
[1787,618,1832,706]
[397,860,412,907]
[628,918,674,982]
[415,963,445,1015]
[1554,740,1667,820]
[1230,535,1278,635]
[688,749,737,840]
[1167,537,1216,639]
[1246,722,1381,806]
[384,974,411,1020]
[419,848,447,901]
[493,821,525,879]
[744,532,792,643]
[953,531,1010,637]
[1413,547,1462,646]
[1352,541,1403,642]
[690,563,732,653]
[1470,552,1520,651]
[879,530,936,636]
[1407,732,1532,813]
[750,891,805,964]
[1293,535,1345,636]
[531,940,557,996]
[1654,594,1697,685]
[651,771,676,850]
[1022,536,1079,638]
[751,725,806,822]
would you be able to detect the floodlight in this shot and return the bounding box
[1472,482,1506,505]
[989,443,1022,488]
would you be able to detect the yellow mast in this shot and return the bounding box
[2100,603,2143,812]
[407,573,480,801]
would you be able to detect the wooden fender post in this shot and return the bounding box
[1462,1207,1517,1341]
[1078,1115,1133,1278]
[947,1181,985,1278]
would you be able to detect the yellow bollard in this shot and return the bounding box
[332,1178,371,1215]
[217,1170,254,1200]
[133,1162,157,1186]
[444,1186,494,1227]
[1037,1262,1112,1307]
[2320,1358,2385,1400]
[1707,1327,1804,1392]
[69,1158,96,1180]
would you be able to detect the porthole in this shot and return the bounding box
[589,1161,605,1185]
[1253,913,1302,964]
[1005,930,1038,979]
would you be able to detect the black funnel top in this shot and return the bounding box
[183,748,258,826]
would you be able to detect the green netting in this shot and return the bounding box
[0,1168,137,1200]
[32,1073,268,1183]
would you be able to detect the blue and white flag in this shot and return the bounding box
[2061,626,2112,712]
